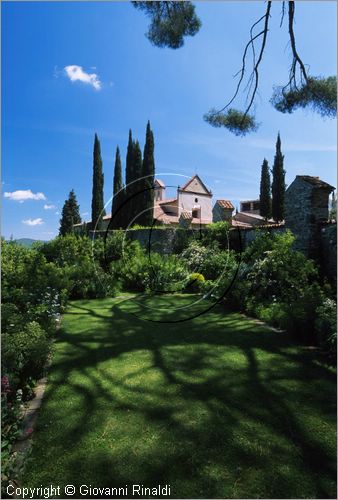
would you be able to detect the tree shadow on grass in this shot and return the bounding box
[22,296,336,499]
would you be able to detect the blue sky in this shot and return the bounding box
[2,1,336,240]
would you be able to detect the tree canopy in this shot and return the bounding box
[133,1,201,49]
[259,158,272,220]
[91,133,105,231]
[133,1,336,136]
[59,189,81,236]
[271,133,286,223]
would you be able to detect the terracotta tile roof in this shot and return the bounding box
[231,220,253,228]
[154,178,165,187]
[216,200,234,210]
[153,204,166,220]
[235,212,266,221]
[159,197,177,205]
[296,175,335,190]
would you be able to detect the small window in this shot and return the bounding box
[195,198,198,203]
[241,202,250,212]
[192,209,199,218]
[253,201,260,211]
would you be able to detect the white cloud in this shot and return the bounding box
[81,212,89,216]
[4,190,46,202]
[22,218,44,226]
[64,65,101,90]
[44,203,56,210]
[55,211,60,215]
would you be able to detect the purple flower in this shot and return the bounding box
[1,375,11,394]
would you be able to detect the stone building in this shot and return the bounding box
[212,200,234,222]
[240,199,260,214]
[153,174,213,226]
[285,175,335,258]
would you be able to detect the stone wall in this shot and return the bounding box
[89,222,336,282]
[285,176,334,259]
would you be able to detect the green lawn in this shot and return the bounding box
[23,295,336,498]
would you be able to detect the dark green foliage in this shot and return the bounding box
[271,133,285,222]
[91,133,106,231]
[125,130,134,189]
[124,129,135,228]
[1,238,67,479]
[133,1,201,49]
[315,298,337,360]
[181,240,235,281]
[203,108,258,136]
[113,146,123,197]
[233,231,335,344]
[139,121,155,227]
[39,235,113,299]
[259,159,271,219]
[271,76,337,118]
[200,221,231,248]
[111,146,124,229]
[59,189,81,236]
[3,322,50,384]
[131,140,143,226]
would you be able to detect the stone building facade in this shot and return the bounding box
[212,200,234,222]
[153,174,213,226]
[285,175,335,258]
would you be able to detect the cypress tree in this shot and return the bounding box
[124,130,134,228]
[139,121,155,227]
[259,158,271,220]
[271,132,286,222]
[113,146,123,197]
[91,133,106,231]
[59,189,81,236]
[111,146,124,228]
[131,140,143,225]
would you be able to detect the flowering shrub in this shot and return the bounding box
[1,375,24,494]
[185,273,205,293]
[221,230,337,351]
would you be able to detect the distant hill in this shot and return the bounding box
[13,238,47,247]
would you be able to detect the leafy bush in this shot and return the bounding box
[117,243,189,293]
[181,241,211,271]
[316,298,337,358]
[225,230,336,345]
[104,230,125,262]
[1,375,24,494]
[2,322,50,388]
[144,253,189,292]
[201,221,230,249]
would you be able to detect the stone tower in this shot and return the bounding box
[285,175,335,258]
